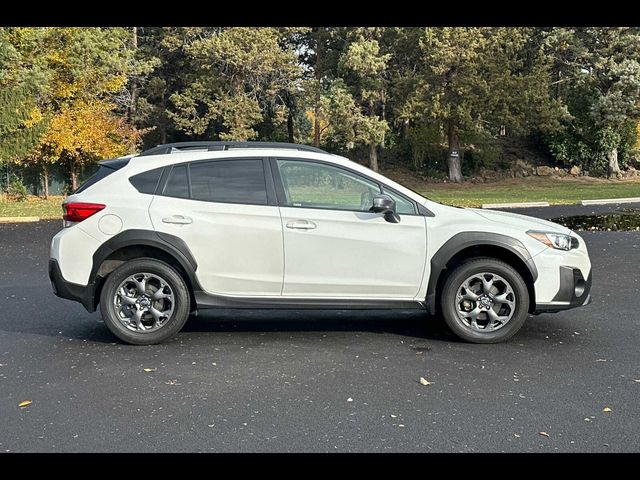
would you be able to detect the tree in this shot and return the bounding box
[399,27,562,182]
[168,27,304,141]
[545,27,640,177]
[40,100,142,190]
[336,28,390,171]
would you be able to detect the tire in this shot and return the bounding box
[99,258,191,345]
[439,257,529,344]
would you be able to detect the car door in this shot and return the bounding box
[274,158,427,299]
[148,157,284,296]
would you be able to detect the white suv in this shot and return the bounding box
[49,141,592,345]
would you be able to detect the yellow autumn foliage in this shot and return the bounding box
[41,99,142,163]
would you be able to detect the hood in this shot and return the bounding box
[468,208,572,234]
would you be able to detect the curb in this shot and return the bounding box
[0,216,40,223]
[481,202,550,209]
[579,197,640,206]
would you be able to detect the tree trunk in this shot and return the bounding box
[447,121,463,183]
[313,79,321,147]
[129,27,138,122]
[607,147,621,178]
[70,162,78,192]
[42,164,49,199]
[369,143,379,172]
[287,112,294,143]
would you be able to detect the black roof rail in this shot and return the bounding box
[137,141,327,157]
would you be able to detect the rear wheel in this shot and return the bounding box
[99,258,190,345]
[440,257,529,344]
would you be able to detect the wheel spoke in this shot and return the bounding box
[148,307,164,327]
[131,309,144,330]
[481,275,494,295]
[132,275,147,295]
[151,287,171,301]
[487,308,509,328]
[493,292,514,307]
[118,288,137,305]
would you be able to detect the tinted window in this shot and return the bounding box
[74,164,124,194]
[129,167,163,194]
[277,160,381,211]
[382,187,417,215]
[190,159,267,205]
[163,165,189,198]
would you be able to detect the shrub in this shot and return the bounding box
[6,177,28,202]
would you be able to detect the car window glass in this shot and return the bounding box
[129,167,163,194]
[277,160,381,211]
[190,159,267,205]
[163,165,189,198]
[382,187,416,215]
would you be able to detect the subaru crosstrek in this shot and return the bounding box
[49,141,592,345]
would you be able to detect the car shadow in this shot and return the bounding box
[180,308,457,342]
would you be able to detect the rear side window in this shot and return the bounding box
[163,165,189,198]
[74,166,115,194]
[189,159,268,205]
[129,167,163,194]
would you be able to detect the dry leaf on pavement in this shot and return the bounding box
[603,407,612,413]
[419,377,432,386]
[143,368,157,372]
[539,432,550,437]
[18,400,32,408]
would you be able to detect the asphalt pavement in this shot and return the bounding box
[1,212,639,452]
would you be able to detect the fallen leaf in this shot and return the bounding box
[165,379,179,385]
[143,368,157,372]
[514,434,521,438]
[596,359,607,362]
[633,379,640,383]
[419,377,432,386]
[539,432,550,437]
[603,407,612,413]
[347,397,353,402]
[390,414,397,418]
[398,424,405,428]
[18,400,32,408]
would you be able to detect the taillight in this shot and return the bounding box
[62,202,105,227]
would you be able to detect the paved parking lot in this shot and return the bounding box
[1,215,639,452]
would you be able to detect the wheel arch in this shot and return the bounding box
[89,230,200,312]
[426,232,538,315]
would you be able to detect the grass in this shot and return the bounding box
[1,176,639,219]
[0,195,64,219]
[415,176,640,207]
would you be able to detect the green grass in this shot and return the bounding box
[418,176,640,207]
[0,195,64,219]
[1,176,639,219]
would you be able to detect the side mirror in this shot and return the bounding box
[370,194,400,223]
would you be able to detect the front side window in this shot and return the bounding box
[382,187,417,215]
[277,160,381,212]
[190,159,268,205]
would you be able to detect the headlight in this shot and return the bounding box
[527,230,576,251]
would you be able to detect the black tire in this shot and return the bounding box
[100,258,191,345]
[439,257,529,344]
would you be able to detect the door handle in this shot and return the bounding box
[286,220,317,230]
[162,215,193,225]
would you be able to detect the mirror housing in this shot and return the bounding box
[370,194,400,223]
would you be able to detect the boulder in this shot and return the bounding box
[536,165,554,176]
[570,165,581,176]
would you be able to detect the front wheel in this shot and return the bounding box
[99,258,191,345]
[440,257,529,344]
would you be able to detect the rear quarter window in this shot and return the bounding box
[129,167,164,194]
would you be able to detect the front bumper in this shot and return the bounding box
[49,259,97,312]
[534,266,592,313]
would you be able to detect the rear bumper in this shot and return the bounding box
[534,266,592,313]
[49,259,96,312]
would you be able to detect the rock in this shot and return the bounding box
[536,166,554,176]
[556,169,568,177]
[570,165,581,176]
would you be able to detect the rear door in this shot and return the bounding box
[148,157,284,296]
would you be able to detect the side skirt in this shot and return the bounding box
[194,291,427,310]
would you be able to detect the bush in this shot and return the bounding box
[6,177,28,202]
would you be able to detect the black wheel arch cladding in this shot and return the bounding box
[425,232,538,314]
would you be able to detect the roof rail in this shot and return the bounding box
[137,141,327,157]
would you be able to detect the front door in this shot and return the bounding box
[149,158,284,296]
[274,159,427,299]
